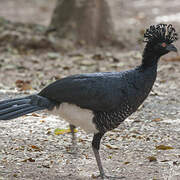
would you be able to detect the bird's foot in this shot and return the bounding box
[92,173,125,180]
[66,140,78,154]
[66,144,78,154]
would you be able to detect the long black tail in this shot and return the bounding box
[0,95,55,120]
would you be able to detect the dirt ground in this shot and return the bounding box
[0,0,180,180]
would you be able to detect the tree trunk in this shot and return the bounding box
[49,0,114,46]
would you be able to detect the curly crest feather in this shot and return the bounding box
[144,24,178,44]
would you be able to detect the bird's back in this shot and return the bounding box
[40,66,156,111]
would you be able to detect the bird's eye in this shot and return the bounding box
[161,42,167,47]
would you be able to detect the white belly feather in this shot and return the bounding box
[51,103,98,134]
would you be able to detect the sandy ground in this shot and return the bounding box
[0,0,180,180]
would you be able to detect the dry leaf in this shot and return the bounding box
[31,113,40,117]
[156,145,174,150]
[42,164,50,168]
[22,157,35,162]
[147,156,157,162]
[15,80,32,91]
[92,174,97,179]
[30,145,41,151]
[13,174,18,178]
[105,144,119,150]
[124,161,130,164]
[152,118,162,122]
[46,130,51,135]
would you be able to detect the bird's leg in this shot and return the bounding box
[69,124,76,145]
[92,133,125,179]
[67,124,77,154]
[92,133,105,179]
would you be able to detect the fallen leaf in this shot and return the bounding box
[46,130,51,135]
[31,113,40,117]
[54,128,78,135]
[152,118,162,122]
[22,157,35,162]
[130,130,141,134]
[42,164,50,168]
[156,145,174,150]
[147,156,157,162]
[30,145,41,151]
[105,144,119,150]
[62,66,70,70]
[84,154,89,159]
[91,174,97,179]
[131,135,137,138]
[124,161,130,164]
[15,80,32,91]
[13,174,18,178]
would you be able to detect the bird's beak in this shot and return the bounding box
[166,44,178,52]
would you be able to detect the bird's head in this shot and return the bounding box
[144,24,178,57]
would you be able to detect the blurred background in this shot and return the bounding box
[0,0,179,90]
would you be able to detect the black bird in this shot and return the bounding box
[0,24,178,179]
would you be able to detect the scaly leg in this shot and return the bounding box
[69,124,76,145]
[92,133,105,179]
[92,133,125,179]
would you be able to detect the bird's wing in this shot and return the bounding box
[39,72,128,111]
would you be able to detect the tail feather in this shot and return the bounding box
[0,94,56,120]
[0,99,31,109]
[0,97,28,105]
[0,104,31,115]
[0,106,44,120]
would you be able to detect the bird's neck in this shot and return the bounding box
[135,44,159,87]
[141,44,160,69]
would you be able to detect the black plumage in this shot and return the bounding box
[0,24,178,179]
[39,69,155,112]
